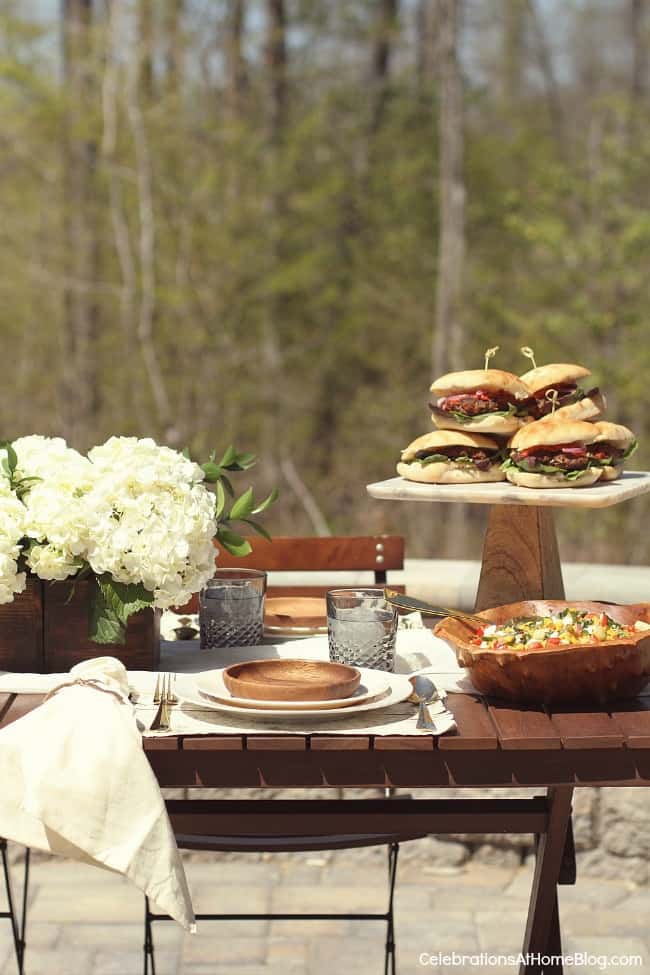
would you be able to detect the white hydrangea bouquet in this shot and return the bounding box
[0,436,277,644]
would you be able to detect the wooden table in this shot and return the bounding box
[4,689,650,974]
[5,476,650,974]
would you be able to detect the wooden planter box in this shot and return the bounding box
[0,576,160,673]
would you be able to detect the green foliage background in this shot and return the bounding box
[0,0,649,565]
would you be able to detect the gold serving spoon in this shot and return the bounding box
[383,589,484,627]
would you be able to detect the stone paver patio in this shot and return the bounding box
[1,847,647,975]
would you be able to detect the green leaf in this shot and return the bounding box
[181,446,191,459]
[218,445,238,468]
[216,526,252,557]
[229,486,255,521]
[624,439,638,459]
[220,473,234,497]
[251,487,279,514]
[436,403,517,425]
[243,519,272,542]
[230,452,257,470]
[214,479,226,519]
[89,575,154,645]
[0,441,17,479]
[414,453,452,466]
[201,461,222,483]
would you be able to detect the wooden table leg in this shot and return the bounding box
[519,786,573,975]
[475,505,565,611]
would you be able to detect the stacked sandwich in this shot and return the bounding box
[397,361,638,489]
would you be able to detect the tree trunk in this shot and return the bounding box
[261,0,288,485]
[61,0,100,448]
[266,0,287,144]
[370,0,399,133]
[432,0,465,379]
[526,0,565,151]
[627,0,646,138]
[432,0,468,557]
[226,0,247,119]
[164,0,184,95]
[416,0,436,90]
[138,0,154,98]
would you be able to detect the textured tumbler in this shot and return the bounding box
[199,569,267,648]
[326,588,397,672]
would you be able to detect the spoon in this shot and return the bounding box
[409,675,442,730]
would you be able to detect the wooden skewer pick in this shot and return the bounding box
[545,388,560,415]
[521,346,537,369]
[484,346,499,370]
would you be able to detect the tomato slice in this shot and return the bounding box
[519,442,586,457]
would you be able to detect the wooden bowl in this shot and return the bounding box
[264,597,327,629]
[222,658,361,702]
[434,600,650,705]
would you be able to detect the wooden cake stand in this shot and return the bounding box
[366,472,650,610]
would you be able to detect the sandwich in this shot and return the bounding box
[397,430,506,483]
[429,369,529,436]
[518,363,606,422]
[587,421,637,481]
[502,419,604,488]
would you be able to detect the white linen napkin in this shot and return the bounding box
[0,656,195,931]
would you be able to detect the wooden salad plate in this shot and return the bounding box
[222,658,361,702]
[434,600,650,705]
[264,597,327,630]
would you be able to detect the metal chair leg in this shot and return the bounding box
[143,896,156,975]
[1,840,28,975]
[384,843,399,975]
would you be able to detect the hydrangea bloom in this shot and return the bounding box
[83,437,217,609]
[0,476,27,604]
[12,436,93,581]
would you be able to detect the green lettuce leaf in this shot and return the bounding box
[623,439,638,459]
[441,402,517,424]
[502,456,592,480]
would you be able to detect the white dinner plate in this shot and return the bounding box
[181,670,414,720]
[195,667,390,711]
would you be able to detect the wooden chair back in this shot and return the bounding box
[176,535,404,611]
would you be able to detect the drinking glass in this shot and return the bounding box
[199,569,267,648]
[326,589,397,672]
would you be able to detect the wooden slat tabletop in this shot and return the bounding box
[547,710,625,749]
[487,701,562,750]
[4,691,650,788]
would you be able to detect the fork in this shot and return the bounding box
[150,674,173,731]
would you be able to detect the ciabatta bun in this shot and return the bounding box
[552,391,607,423]
[398,429,504,483]
[431,409,522,436]
[519,363,591,394]
[598,464,622,482]
[592,421,635,450]
[397,461,505,484]
[509,419,599,450]
[505,468,602,489]
[430,369,529,399]
[400,429,500,461]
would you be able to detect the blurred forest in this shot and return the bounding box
[1,0,649,563]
